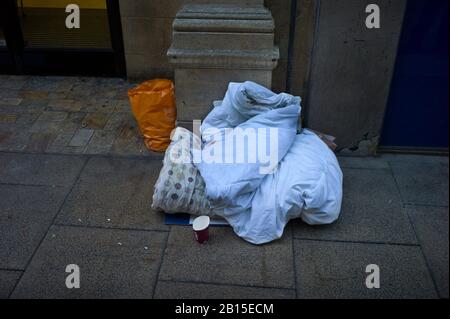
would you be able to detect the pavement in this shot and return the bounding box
[0,75,448,299]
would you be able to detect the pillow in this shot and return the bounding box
[151,128,218,216]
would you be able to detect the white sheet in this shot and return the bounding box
[196,82,343,244]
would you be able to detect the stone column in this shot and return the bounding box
[167,2,280,129]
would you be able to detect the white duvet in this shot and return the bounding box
[196,82,343,245]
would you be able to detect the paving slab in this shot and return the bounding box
[19,98,49,109]
[47,92,68,100]
[24,133,54,153]
[0,104,24,115]
[15,112,41,126]
[47,132,75,148]
[0,76,140,157]
[0,185,69,269]
[0,270,22,299]
[22,76,74,93]
[82,112,110,130]
[338,156,389,169]
[0,76,26,90]
[104,113,133,131]
[11,225,167,299]
[0,132,11,144]
[0,89,21,99]
[114,100,132,113]
[0,98,23,105]
[55,157,167,231]
[77,98,116,113]
[58,112,86,134]
[0,131,30,152]
[29,120,62,134]
[20,91,49,100]
[84,130,117,155]
[45,145,87,155]
[47,99,81,112]
[407,205,449,298]
[293,168,417,244]
[20,99,48,115]
[36,111,68,122]
[110,122,146,156]
[0,153,86,186]
[388,155,449,206]
[0,114,18,124]
[294,240,438,299]
[69,129,94,147]
[154,281,296,299]
[159,227,295,289]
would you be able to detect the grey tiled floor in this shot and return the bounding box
[0,75,159,157]
[0,76,448,299]
[1,152,447,299]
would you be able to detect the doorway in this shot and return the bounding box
[380,0,449,153]
[0,0,125,77]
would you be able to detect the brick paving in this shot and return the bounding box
[0,75,448,299]
[0,75,158,157]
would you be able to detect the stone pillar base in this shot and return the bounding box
[168,4,279,123]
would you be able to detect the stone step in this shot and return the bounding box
[168,3,279,123]
[173,18,274,33]
[172,31,275,51]
[177,4,270,20]
[167,47,279,70]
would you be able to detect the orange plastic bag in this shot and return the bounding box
[128,79,177,152]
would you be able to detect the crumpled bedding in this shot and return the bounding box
[152,81,343,245]
[196,82,343,244]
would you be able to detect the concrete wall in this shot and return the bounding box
[290,0,318,111]
[118,0,292,92]
[305,0,406,155]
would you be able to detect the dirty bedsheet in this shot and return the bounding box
[152,81,343,244]
[196,81,343,244]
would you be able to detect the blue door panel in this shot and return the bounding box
[381,0,449,149]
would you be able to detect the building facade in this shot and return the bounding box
[0,0,448,155]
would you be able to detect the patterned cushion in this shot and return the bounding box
[152,128,217,216]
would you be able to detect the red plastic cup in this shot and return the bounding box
[193,216,210,244]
